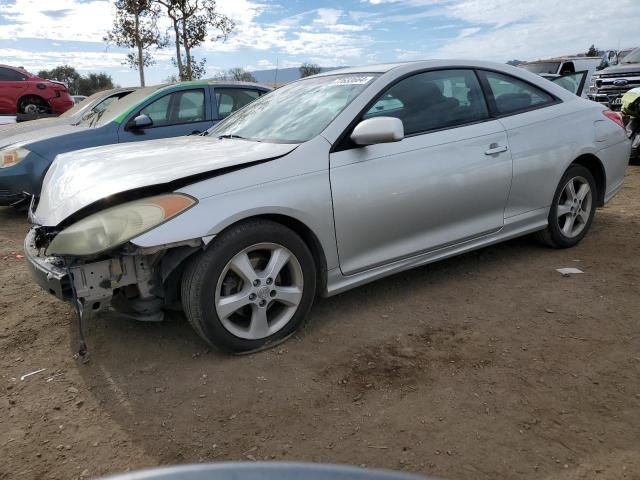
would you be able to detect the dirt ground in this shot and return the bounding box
[2,168,640,480]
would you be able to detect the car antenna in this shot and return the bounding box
[66,261,88,358]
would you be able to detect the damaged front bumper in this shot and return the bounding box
[24,228,161,320]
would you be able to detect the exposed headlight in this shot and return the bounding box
[47,193,197,256]
[0,147,30,168]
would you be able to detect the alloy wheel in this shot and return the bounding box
[556,175,592,238]
[23,103,39,114]
[214,242,304,340]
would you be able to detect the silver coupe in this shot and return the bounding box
[25,60,630,353]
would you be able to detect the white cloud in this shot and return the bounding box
[202,4,374,66]
[0,0,114,42]
[0,47,126,71]
[434,0,640,61]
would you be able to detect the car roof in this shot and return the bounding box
[0,64,31,73]
[315,62,418,75]
[159,80,270,91]
[317,58,580,75]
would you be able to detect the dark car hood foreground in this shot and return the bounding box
[0,122,88,149]
[34,136,299,227]
[0,117,69,136]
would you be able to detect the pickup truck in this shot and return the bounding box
[588,47,640,110]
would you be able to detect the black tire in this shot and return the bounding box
[181,219,316,353]
[18,96,50,115]
[536,164,597,248]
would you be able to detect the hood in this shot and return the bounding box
[598,63,640,76]
[0,117,67,136]
[0,122,87,149]
[35,136,298,226]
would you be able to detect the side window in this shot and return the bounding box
[480,71,555,115]
[0,67,25,81]
[363,69,489,135]
[138,89,205,127]
[215,88,262,119]
[140,93,172,127]
[176,90,205,122]
[559,62,575,75]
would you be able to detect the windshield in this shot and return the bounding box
[78,86,162,128]
[210,74,379,143]
[622,47,640,64]
[520,62,561,75]
[59,91,105,119]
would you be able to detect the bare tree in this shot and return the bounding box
[155,0,234,81]
[105,0,165,86]
[155,0,184,79]
[299,62,321,78]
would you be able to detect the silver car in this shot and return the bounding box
[25,60,630,353]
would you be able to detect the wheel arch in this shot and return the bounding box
[163,213,330,302]
[571,153,606,206]
[235,213,329,296]
[17,94,50,112]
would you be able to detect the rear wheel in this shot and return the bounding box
[181,220,316,353]
[536,164,597,248]
[18,96,49,114]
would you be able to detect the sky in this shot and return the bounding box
[0,0,639,87]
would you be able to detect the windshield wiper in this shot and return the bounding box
[89,109,106,128]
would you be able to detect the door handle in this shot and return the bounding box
[485,144,508,155]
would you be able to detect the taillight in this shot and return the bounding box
[602,110,625,129]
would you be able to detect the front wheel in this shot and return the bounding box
[536,164,597,248]
[181,220,316,353]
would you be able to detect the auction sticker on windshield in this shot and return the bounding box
[331,76,375,85]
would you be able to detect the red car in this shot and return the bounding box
[0,65,74,115]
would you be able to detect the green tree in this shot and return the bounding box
[586,44,598,57]
[227,67,256,82]
[299,62,321,78]
[105,0,166,86]
[38,65,82,94]
[78,73,115,96]
[155,0,234,81]
[38,66,114,96]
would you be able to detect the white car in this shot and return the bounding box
[25,60,630,353]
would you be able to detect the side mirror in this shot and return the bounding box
[129,114,153,129]
[350,117,404,146]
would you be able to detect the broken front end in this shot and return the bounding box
[24,194,200,323]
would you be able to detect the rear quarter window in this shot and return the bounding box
[479,70,555,116]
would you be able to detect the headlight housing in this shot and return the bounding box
[0,147,30,168]
[46,193,197,256]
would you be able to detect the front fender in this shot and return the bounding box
[130,168,339,271]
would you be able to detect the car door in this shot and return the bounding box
[476,69,570,218]
[118,87,213,143]
[212,87,266,124]
[0,67,27,114]
[330,69,513,275]
[550,71,588,98]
